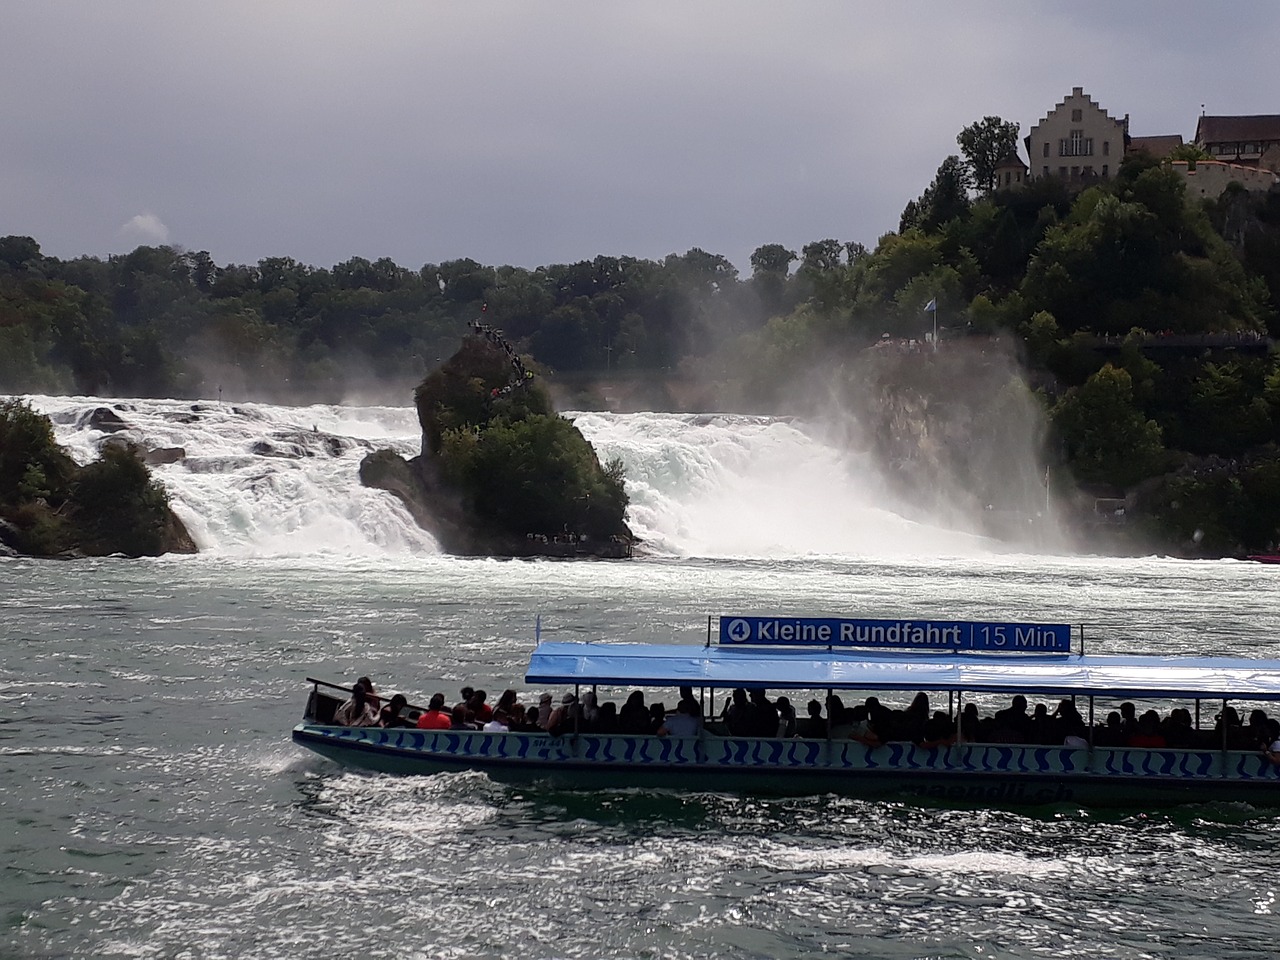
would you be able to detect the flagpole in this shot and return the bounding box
[933,301,938,352]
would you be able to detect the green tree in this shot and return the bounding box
[1052,364,1165,488]
[957,117,1022,196]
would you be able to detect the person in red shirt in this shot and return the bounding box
[468,689,493,723]
[415,693,452,730]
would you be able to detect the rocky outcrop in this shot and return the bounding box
[360,332,634,558]
[360,447,632,557]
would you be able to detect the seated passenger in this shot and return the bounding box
[535,692,554,730]
[596,701,619,734]
[919,710,955,748]
[415,693,453,730]
[775,696,797,738]
[796,700,827,739]
[450,704,478,730]
[1094,711,1125,747]
[483,710,511,732]
[334,683,378,727]
[724,689,752,736]
[749,689,779,737]
[1127,710,1167,748]
[658,699,701,737]
[991,695,1030,743]
[1264,719,1280,766]
[548,693,580,735]
[619,691,650,735]
[581,691,600,730]
[468,689,493,723]
[1053,699,1087,744]
[647,702,667,734]
[494,689,520,718]
[358,676,380,713]
[959,703,980,742]
[1162,707,1196,748]
[379,693,411,728]
[827,696,853,738]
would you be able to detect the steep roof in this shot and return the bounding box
[1127,134,1184,157]
[1196,115,1280,144]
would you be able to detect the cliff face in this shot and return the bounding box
[360,333,633,558]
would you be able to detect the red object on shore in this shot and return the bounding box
[1246,555,1280,564]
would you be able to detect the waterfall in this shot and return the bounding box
[22,397,990,559]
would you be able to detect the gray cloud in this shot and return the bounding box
[2,1,1277,273]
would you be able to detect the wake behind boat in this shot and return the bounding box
[292,614,1280,807]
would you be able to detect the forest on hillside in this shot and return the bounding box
[4,119,1280,554]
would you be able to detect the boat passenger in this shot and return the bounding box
[535,693,554,730]
[796,700,827,739]
[959,703,980,742]
[581,691,600,729]
[596,701,619,734]
[415,693,453,730]
[647,702,667,734]
[619,691,650,734]
[483,710,511,733]
[548,693,579,735]
[991,695,1030,743]
[494,689,520,718]
[1119,702,1138,739]
[379,694,412,728]
[848,705,880,746]
[1162,708,1196,748]
[827,696,853,738]
[724,689,752,736]
[1264,720,1280,766]
[658,699,701,737]
[334,683,378,727]
[1054,699,1088,744]
[1127,710,1167,748]
[749,689,779,737]
[358,676,379,711]
[775,696,797,739]
[468,690,493,723]
[918,711,955,748]
[450,704,478,730]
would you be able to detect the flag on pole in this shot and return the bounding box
[923,298,937,313]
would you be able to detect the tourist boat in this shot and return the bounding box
[292,614,1280,806]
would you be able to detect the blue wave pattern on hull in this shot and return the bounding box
[299,725,1280,783]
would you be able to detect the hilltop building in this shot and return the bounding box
[1194,115,1280,172]
[1024,87,1127,182]
[1127,134,1184,160]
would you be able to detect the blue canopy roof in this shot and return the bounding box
[524,642,1280,701]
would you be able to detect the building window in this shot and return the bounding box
[1102,164,1108,177]
[1043,141,1050,157]
[1059,166,1067,177]
[1103,141,1110,156]
[1043,166,1049,177]
[1060,131,1093,157]
[1072,109,1082,122]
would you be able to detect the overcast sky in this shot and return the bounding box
[3,1,1277,274]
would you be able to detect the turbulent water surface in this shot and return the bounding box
[4,397,1280,958]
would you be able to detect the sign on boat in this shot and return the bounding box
[292,614,1280,807]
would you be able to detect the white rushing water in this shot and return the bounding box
[23,396,991,560]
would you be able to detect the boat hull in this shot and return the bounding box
[292,724,1280,807]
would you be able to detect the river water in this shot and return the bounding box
[3,398,1280,957]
